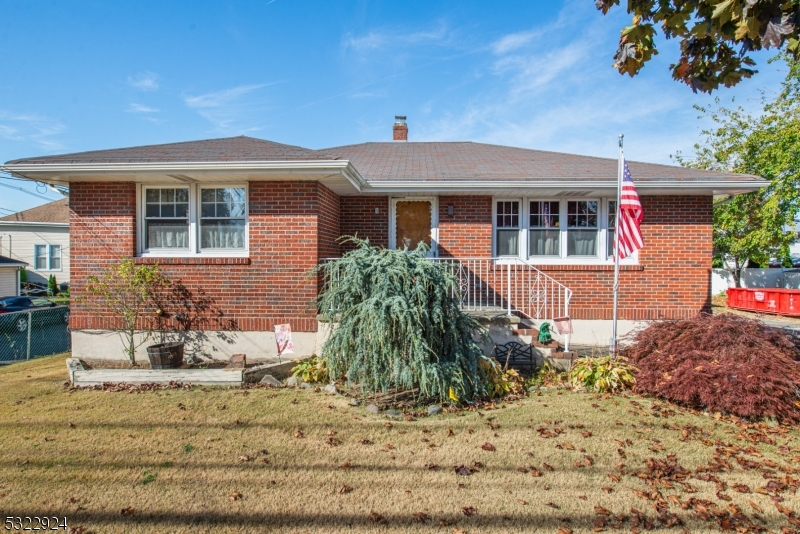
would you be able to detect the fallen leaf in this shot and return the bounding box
[120,506,135,516]
[238,455,252,462]
[338,484,353,494]
[411,512,429,523]
[547,502,561,509]
[461,506,476,516]
[228,492,242,501]
[369,511,386,524]
[339,461,352,469]
[359,439,373,445]
[748,500,763,513]
[294,430,304,438]
[481,442,496,451]
[518,499,528,505]
[426,463,438,470]
[454,465,473,476]
[602,487,613,494]
[557,528,573,534]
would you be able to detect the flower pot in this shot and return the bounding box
[146,342,185,369]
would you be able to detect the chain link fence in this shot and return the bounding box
[0,306,71,363]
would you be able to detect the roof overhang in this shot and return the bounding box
[2,160,368,196]
[2,161,765,199]
[353,179,766,198]
[0,221,69,228]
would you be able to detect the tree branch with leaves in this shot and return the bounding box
[596,0,799,93]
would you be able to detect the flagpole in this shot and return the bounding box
[611,134,623,356]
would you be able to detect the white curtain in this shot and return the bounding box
[529,230,560,256]
[200,221,245,249]
[147,222,189,249]
[496,229,518,256]
[568,230,598,256]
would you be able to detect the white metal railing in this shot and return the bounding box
[319,257,573,349]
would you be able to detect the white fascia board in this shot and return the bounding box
[360,180,766,194]
[0,221,69,228]
[3,160,366,192]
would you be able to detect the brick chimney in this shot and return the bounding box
[393,115,408,141]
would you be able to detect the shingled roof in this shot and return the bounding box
[0,255,26,266]
[0,199,69,224]
[4,136,761,185]
[5,136,339,165]
[318,142,758,183]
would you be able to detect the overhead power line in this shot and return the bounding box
[0,181,56,202]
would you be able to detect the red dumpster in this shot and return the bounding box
[726,287,800,317]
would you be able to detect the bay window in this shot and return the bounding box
[494,198,630,263]
[138,184,248,256]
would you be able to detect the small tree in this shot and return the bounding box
[316,238,490,402]
[84,259,170,365]
[47,274,58,297]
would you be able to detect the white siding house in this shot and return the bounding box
[0,256,26,296]
[0,199,70,286]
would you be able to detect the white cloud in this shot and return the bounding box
[126,103,159,113]
[491,30,539,55]
[127,71,159,91]
[0,110,66,150]
[183,84,274,133]
[343,24,451,53]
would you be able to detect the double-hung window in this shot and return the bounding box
[567,200,598,257]
[494,198,630,263]
[139,184,248,256]
[495,201,520,256]
[33,244,61,271]
[529,201,560,257]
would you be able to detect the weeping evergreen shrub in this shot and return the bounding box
[316,238,490,402]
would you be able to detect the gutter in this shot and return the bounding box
[0,222,69,228]
[2,159,367,193]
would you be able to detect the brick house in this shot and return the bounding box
[3,118,763,360]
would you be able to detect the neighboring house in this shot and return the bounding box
[0,255,27,296]
[2,118,764,360]
[0,199,70,286]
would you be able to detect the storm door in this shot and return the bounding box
[389,197,438,257]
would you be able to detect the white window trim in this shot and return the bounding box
[137,183,249,258]
[492,197,638,265]
[389,197,439,257]
[33,244,62,271]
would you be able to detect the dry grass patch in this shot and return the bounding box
[0,355,798,533]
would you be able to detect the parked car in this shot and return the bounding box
[0,296,70,332]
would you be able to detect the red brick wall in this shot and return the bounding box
[70,186,711,333]
[69,181,340,333]
[438,196,493,258]
[434,195,712,320]
[339,196,388,250]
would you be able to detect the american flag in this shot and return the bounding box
[615,157,644,259]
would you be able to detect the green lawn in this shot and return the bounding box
[0,355,798,533]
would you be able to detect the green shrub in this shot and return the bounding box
[19,269,27,284]
[291,356,329,384]
[568,356,636,393]
[47,274,58,296]
[316,237,489,402]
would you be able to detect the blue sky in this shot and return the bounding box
[0,0,789,213]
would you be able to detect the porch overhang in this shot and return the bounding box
[349,179,766,199]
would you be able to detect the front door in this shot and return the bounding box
[390,197,438,256]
